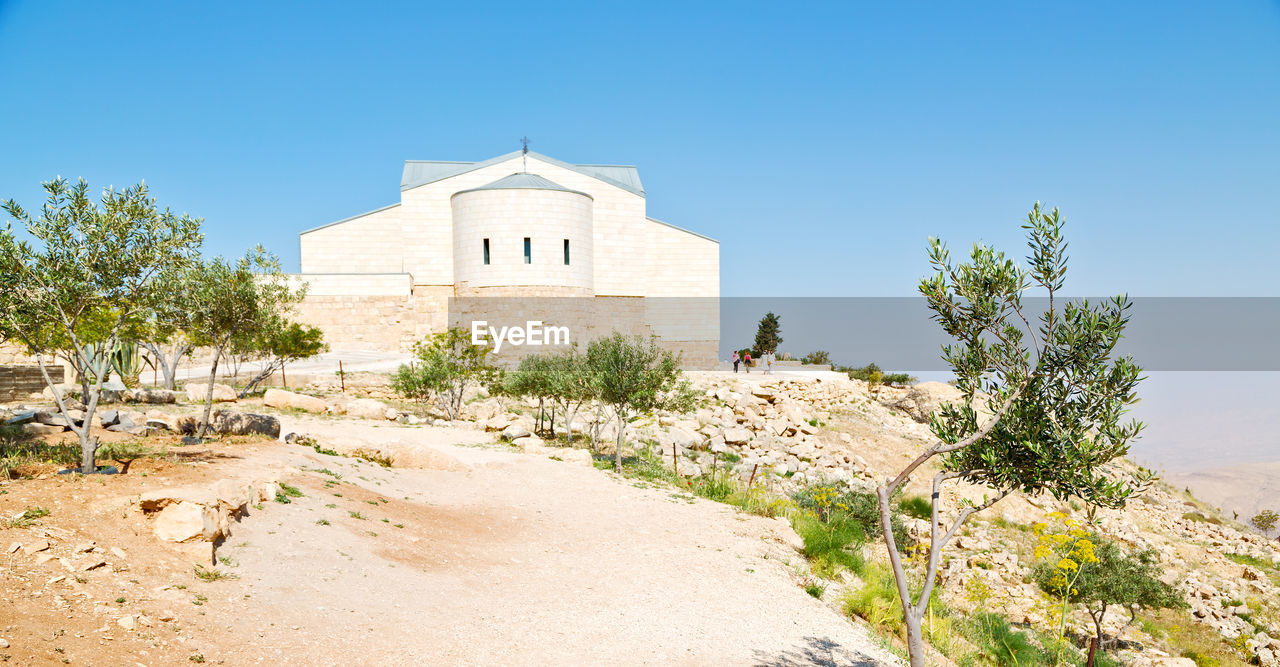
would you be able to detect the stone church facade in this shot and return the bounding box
[289,149,720,367]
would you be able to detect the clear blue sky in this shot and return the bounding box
[2,1,1277,297]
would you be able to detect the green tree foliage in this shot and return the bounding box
[237,320,327,395]
[0,178,202,472]
[545,349,595,443]
[501,354,557,434]
[878,204,1150,667]
[800,350,831,366]
[1251,509,1278,534]
[182,248,304,438]
[585,333,695,472]
[839,362,917,387]
[752,312,783,356]
[391,327,498,420]
[1033,535,1185,650]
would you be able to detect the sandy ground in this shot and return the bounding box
[1,419,901,666]
[1166,460,1280,534]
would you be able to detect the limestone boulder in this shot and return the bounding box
[210,410,281,438]
[125,388,177,404]
[882,381,962,424]
[22,422,65,436]
[501,424,532,441]
[345,398,391,420]
[513,435,545,452]
[723,426,753,446]
[99,379,128,403]
[668,427,704,450]
[263,388,326,413]
[34,410,74,428]
[152,501,219,542]
[185,383,237,403]
[97,409,120,428]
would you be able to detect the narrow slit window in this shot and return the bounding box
[523,237,531,264]
[563,239,570,265]
[482,238,490,265]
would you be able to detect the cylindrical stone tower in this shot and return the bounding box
[450,173,594,296]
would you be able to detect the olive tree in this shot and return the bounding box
[879,204,1148,667]
[1252,509,1278,535]
[182,248,303,438]
[585,333,695,472]
[547,349,595,444]
[238,320,327,395]
[391,327,498,421]
[0,178,202,472]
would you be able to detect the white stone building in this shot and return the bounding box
[290,149,719,366]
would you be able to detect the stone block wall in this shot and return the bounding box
[0,364,62,402]
[289,286,450,353]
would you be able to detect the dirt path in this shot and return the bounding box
[2,420,901,666]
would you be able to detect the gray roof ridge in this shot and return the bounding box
[301,201,401,235]
[646,216,719,244]
[400,150,644,196]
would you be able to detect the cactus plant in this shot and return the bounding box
[110,342,144,388]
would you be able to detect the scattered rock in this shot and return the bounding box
[126,388,178,404]
[146,418,174,431]
[22,422,65,436]
[152,501,219,542]
[3,410,36,425]
[185,382,237,403]
[345,398,392,420]
[263,388,326,413]
[501,424,532,441]
[33,410,74,428]
[210,410,281,438]
[722,426,753,445]
[513,435,545,451]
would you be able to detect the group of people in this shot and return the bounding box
[731,349,777,374]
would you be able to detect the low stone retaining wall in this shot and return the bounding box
[0,365,62,402]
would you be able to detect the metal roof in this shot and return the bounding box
[401,150,644,196]
[646,216,719,244]
[453,173,592,199]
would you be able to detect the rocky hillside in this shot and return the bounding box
[5,369,1278,666]
[498,372,1280,667]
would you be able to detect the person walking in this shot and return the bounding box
[765,350,775,375]
[731,350,741,373]
[743,351,752,373]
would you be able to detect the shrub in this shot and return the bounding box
[684,469,736,503]
[793,512,866,575]
[800,351,831,366]
[724,486,794,518]
[792,484,908,549]
[843,564,904,633]
[1251,509,1278,534]
[0,426,78,478]
[897,495,932,521]
[964,611,1046,665]
[1032,515,1185,652]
